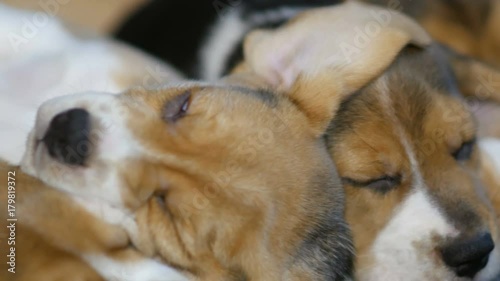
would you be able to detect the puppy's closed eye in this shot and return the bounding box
[163,91,191,122]
[452,139,475,161]
[342,175,402,194]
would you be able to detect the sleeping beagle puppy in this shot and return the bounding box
[239,3,500,281]
[328,48,500,281]
[18,2,430,280]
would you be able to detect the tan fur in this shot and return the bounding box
[450,56,500,104]
[446,46,500,138]
[243,2,430,134]
[1,226,104,281]
[18,3,433,279]
[112,86,345,280]
[358,0,500,67]
[15,2,500,280]
[421,0,500,67]
[0,162,109,281]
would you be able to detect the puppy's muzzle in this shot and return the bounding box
[440,232,495,278]
[42,108,91,166]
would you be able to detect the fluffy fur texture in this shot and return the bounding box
[20,83,354,281]
[19,3,430,280]
[7,2,500,280]
[239,3,500,280]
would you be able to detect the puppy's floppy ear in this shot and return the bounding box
[243,1,431,136]
[448,54,500,138]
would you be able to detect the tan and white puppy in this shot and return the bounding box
[327,50,500,281]
[20,3,430,280]
[242,3,500,280]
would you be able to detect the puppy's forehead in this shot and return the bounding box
[125,83,277,108]
[200,85,278,107]
[334,46,474,139]
[121,83,289,158]
[329,46,477,176]
[336,73,471,147]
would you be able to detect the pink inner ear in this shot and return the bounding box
[473,101,500,138]
[263,41,300,90]
[246,30,309,90]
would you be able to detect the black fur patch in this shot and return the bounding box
[229,86,279,107]
[294,173,354,281]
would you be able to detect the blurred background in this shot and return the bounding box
[1,0,148,34]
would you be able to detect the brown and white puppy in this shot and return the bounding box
[19,77,353,280]
[241,3,500,280]
[19,3,430,280]
[328,47,500,281]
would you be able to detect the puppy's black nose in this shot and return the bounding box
[42,108,91,165]
[440,233,495,278]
